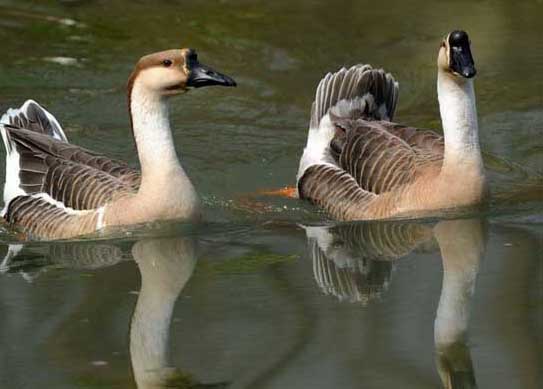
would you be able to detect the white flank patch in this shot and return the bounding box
[0,244,23,273]
[1,125,25,216]
[96,206,106,229]
[297,114,337,180]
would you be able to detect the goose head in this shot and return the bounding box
[438,30,476,79]
[128,48,236,97]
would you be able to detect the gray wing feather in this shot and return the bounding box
[1,100,67,142]
[5,126,140,210]
[310,64,399,129]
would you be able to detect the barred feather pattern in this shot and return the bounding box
[43,158,135,210]
[298,164,376,221]
[298,62,455,221]
[5,195,99,239]
[308,222,433,303]
[2,123,141,238]
[311,65,399,129]
[336,122,421,194]
[47,242,127,268]
[375,121,445,161]
[7,127,140,210]
[299,121,446,220]
[332,222,434,258]
[310,241,393,303]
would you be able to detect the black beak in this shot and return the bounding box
[448,31,476,78]
[187,61,236,88]
[450,46,476,78]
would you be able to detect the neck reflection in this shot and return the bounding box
[130,237,227,389]
[304,218,486,388]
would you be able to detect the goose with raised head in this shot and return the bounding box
[297,30,486,220]
[0,48,236,240]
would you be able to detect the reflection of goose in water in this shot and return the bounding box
[434,220,485,389]
[304,218,486,388]
[0,237,226,388]
[0,240,131,281]
[130,237,227,389]
[304,221,433,303]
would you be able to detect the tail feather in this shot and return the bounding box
[1,100,67,142]
[310,64,399,129]
[0,100,66,214]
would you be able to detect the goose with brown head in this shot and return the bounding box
[128,48,236,97]
[0,47,236,239]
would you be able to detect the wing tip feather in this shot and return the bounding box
[310,64,399,128]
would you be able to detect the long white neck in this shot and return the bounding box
[130,83,183,180]
[128,82,199,218]
[437,71,482,171]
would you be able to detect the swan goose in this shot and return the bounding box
[297,30,487,220]
[0,48,235,240]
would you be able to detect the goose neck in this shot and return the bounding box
[437,72,482,169]
[129,83,182,178]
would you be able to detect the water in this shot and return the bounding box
[0,0,541,388]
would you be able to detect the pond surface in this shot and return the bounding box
[0,0,542,388]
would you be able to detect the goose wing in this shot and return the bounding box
[298,121,443,220]
[376,121,445,160]
[298,164,377,220]
[5,126,140,211]
[331,120,442,195]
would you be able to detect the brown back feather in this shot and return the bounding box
[6,126,140,210]
[5,195,99,239]
[298,164,376,221]
[332,121,420,194]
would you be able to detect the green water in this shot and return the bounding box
[0,0,542,388]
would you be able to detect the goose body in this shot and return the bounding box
[0,48,235,239]
[297,30,487,220]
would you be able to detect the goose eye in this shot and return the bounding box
[162,59,173,67]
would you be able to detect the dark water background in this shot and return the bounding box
[0,0,541,388]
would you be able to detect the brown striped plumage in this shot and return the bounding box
[1,47,236,240]
[2,126,140,239]
[299,118,446,221]
[5,195,99,239]
[298,164,376,220]
[306,221,434,303]
[7,127,141,208]
[298,50,486,220]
